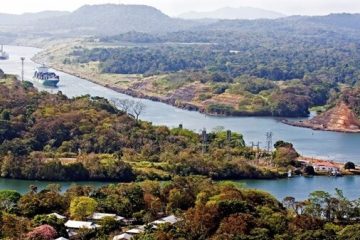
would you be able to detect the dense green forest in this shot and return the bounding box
[64,16,360,117]
[0,77,290,181]
[1,176,360,239]
[94,18,360,84]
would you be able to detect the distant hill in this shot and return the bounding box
[178,7,285,20]
[306,13,360,31]
[41,4,190,35]
[0,11,69,26]
[0,4,201,36]
[1,5,360,37]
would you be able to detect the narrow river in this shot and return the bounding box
[1,45,360,200]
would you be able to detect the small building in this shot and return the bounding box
[65,220,99,238]
[151,219,166,225]
[126,227,144,235]
[161,215,181,224]
[113,233,133,240]
[65,220,98,229]
[48,213,67,220]
[90,212,125,222]
[312,162,340,172]
[150,215,181,227]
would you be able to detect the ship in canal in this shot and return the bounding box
[0,45,9,60]
[33,64,60,87]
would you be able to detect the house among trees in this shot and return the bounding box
[150,214,181,226]
[90,212,125,222]
[113,233,133,240]
[113,215,181,240]
[126,227,145,235]
[48,213,67,220]
[65,220,99,237]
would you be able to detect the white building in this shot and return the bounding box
[90,212,125,222]
[113,233,133,240]
[65,220,98,229]
[161,215,180,224]
[312,162,340,172]
[126,227,144,235]
[48,213,67,220]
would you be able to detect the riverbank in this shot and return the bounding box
[283,102,360,133]
[283,120,360,133]
[32,52,203,112]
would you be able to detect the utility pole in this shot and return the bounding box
[250,141,261,162]
[226,130,232,144]
[250,141,261,152]
[201,128,208,154]
[226,130,232,160]
[266,131,273,153]
[20,57,25,81]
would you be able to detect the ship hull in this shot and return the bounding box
[33,77,59,87]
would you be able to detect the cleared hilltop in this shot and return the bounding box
[286,89,360,133]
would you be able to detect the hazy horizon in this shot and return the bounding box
[1,0,360,17]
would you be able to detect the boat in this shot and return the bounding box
[287,170,292,178]
[0,45,9,60]
[330,169,343,177]
[33,65,60,87]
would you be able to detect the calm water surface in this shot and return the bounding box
[0,178,110,194]
[0,177,359,200]
[1,45,360,198]
[235,176,360,200]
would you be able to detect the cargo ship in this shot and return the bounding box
[33,64,60,87]
[0,45,9,60]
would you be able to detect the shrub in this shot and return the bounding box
[26,225,57,240]
[344,162,355,170]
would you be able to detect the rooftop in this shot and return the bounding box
[65,220,97,229]
[48,213,67,219]
[126,227,144,234]
[91,212,125,221]
[161,215,181,224]
[113,233,133,240]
